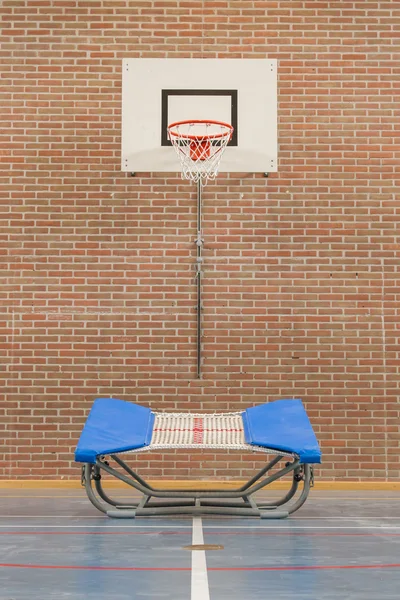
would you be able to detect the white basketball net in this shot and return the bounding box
[167,120,233,183]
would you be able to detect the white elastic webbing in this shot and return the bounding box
[119,411,296,458]
[151,412,245,447]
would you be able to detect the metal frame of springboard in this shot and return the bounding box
[82,452,314,519]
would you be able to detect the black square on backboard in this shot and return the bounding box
[161,89,238,147]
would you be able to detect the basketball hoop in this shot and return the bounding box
[167,119,233,183]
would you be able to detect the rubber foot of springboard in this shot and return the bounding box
[107,509,137,519]
[259,510,289,520]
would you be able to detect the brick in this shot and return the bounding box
[0,0,399,482]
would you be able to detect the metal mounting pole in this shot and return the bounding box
[195,179,203,378]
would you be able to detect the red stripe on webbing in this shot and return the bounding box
[193,417,204,444]
[153,428,242,433]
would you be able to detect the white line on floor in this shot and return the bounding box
[0,525,399,530]
[1,515,400,520]
[191,517,210,600]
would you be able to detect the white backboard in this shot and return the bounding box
[121,59,277,174]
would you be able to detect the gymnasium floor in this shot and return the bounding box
[0,489,399,599]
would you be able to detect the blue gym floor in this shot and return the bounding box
[0,489,399,599]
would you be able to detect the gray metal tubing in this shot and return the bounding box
[84,464,108,515]
[143,500,197,508]
[258,475,299,508]
[137,495,150,510]
[107,510,137,519]
[259,510,289,520]
[196,178,202,379]
[94,474,120,507]
[94,456,290,511]
[130,498,251,509]
[286,464,311,515]
[113,499,198,509]
[84,464,139,513]
[136,505,286,517]
[107,506,289,519]
[110,454,295,498]
[111,454,155,491]
[274,475,299,506]
[96,457,300,499]
[109,453,295,497]
[238,455,283,492]
[194,499,252,508]
[93,454,152,508]
[84,461,312,518]
[244,494,258,510]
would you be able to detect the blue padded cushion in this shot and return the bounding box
[75,398,155,464]
[242,399,321,464]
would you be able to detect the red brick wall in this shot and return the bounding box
[1,1,399,480]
